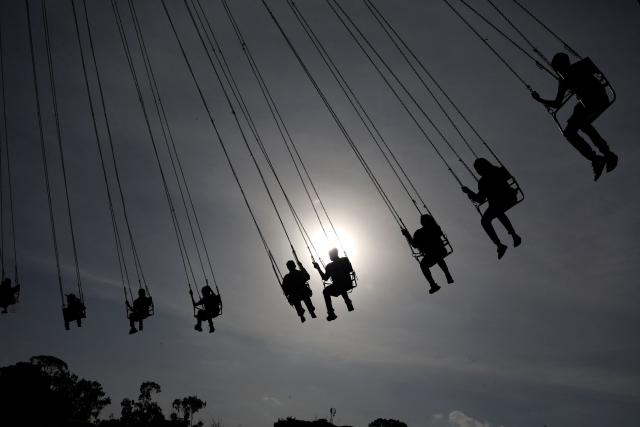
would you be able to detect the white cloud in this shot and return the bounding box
[430,411,504,427]
[261,395,283,407]
[448,411,491,427]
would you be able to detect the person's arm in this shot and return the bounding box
[462,185,485,204]
[532,81,568,109]
[401,229,417,248]
[299,264,311,281]
[312,262,330,281]
[189,289,201,307]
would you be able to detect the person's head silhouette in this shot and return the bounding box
[420,214,436,227]
[286,260,297,272]
[473,158,493,177]
[138,288,146,298]
[328,248,339,261]
[551,52,571,74]
[202,285,213,297]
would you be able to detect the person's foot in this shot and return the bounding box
[139,324,144,331]
[65,323,70,331]
[208,325,215,333]
[446,275,454,284]
[309,310,317,319]
[512,234,522,247]
[345,302,355,312]
[327,312,338,321]
[129,327,138,335]
[604,152,618,172]
[591,155,606,181]
[194,324,203,332]
[428,284,441,294]
[300,315,306,323]
[1,308,7,314]
[497,243,508,259]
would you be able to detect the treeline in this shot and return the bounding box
[0,356,213,427]
[0,356,408,427]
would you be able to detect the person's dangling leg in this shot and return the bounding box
[129,316,137,335]
[303,296,316,318]
[496,213,521,247]
[138,319,144,331]
[207,318,215,333]
[436,258,454,284]
[323,287,337,321]
[482,208,508,259]
[195,311,203,332]
[420,257,441,293]
[341,291,354,312]
[581,122,617,172]
[565,107,605,180]
[293,300,306,323]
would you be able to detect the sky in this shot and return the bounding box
[1,0,639,426]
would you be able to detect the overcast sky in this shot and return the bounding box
[1,0,639,426]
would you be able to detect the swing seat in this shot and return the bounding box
[474,175,524,215]
[411,234,453,262]
[64,305,87,322]
[193,293,222,320]
[323,271,358,292]
[550,57,616,132]
[127,300,154,321]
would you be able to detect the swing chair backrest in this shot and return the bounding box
[411,234,454,262]
[127,297,154,320]
[192,292,222,319]
[64,303,87,321]
[323,271,358,292]
[474,175,524,215]
[551,57,616,131]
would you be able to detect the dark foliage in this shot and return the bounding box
[0,355,110,427]
[368,419,408,427]
[0,356,206,427]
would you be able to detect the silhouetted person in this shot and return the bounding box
[0,277,19,313]
[532,52,618,180]
[462,158,522,259]
[190,285,221,333]
[312,248,354,321]
[126,288,153,335]
[282,260,316,323]
[402,214,453,294]
[63,293,85,330]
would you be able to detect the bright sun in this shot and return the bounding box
[311,226,357,262]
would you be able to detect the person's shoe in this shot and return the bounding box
[327,312,338,321]
[605,152,618,172]
[346,302,355,312]
[194,324,203,332]
[309,310,317,319]
[446,275,454,284]
[592,155,606,181]
[512,234,522,247]
[208,325,215,333]
[428,284,441,294]
[497,243,508,259]
[300,315,306,323]
[65,323,70,331]
[129,327,138,335]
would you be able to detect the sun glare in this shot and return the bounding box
[311,226,357,262]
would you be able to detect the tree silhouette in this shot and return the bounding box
[120,382,167,427]
[368,419,408,427]
[0,355,110,426]
[171,396,206,427]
